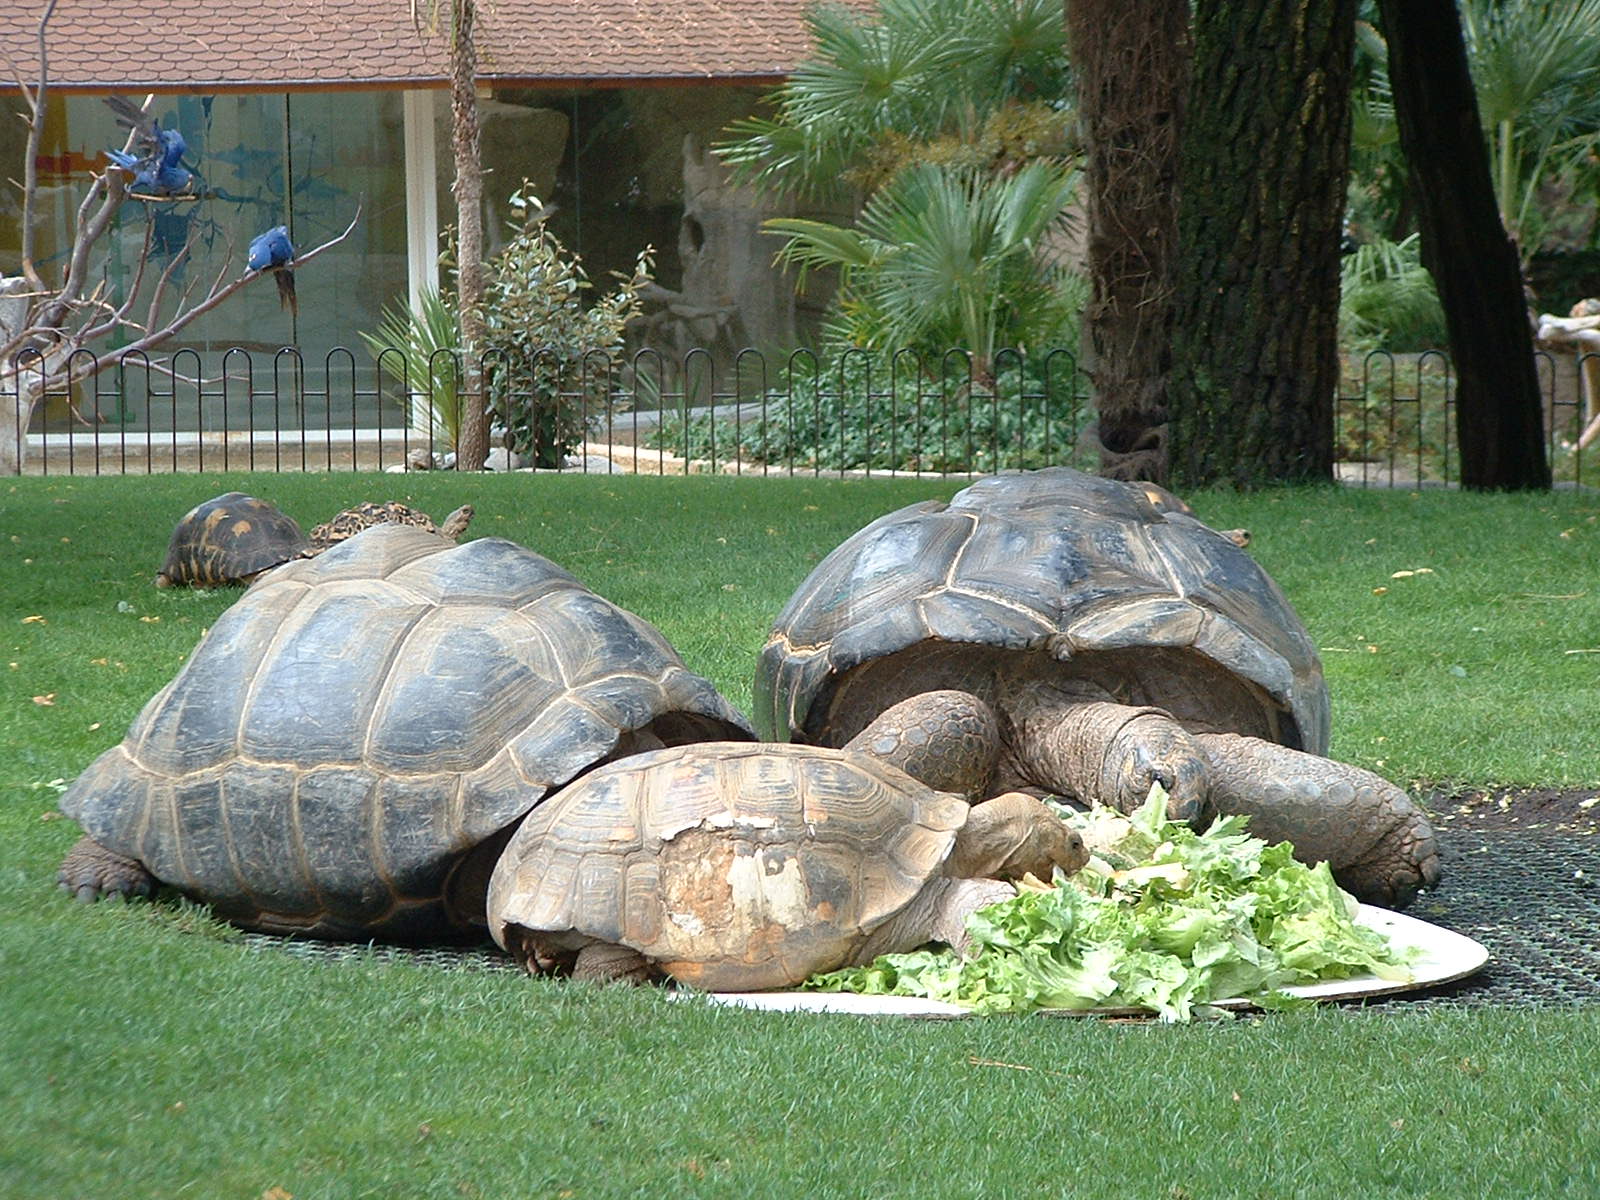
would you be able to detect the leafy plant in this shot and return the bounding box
[358,285,463,450]
[1350,0,1600,264]
[716,0,1071,201]
[649,348,1088,474]
[715,0,1082,379]
[1339,233,1447,351]
[766,162,1084,380]
[1463,0,1600,260]
[480,184,654,467]
[807,788,1418,1021]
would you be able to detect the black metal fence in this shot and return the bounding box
[4,345,1595,487]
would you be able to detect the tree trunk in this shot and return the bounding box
[1168,0,1355,489]
[1376,0,1549,491]
[450,0,489,471]
[1065,0,1189,485]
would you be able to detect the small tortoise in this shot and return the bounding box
[305,500,474,553]
[487,691,1087,990]
[755,467,1440,909]
[154,492,309,588]
[60,523,752,941]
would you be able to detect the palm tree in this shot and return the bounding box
[1464,0,1600,264]
[412,0,489,470]
[1064,0,1189,483]
[1354,0,1600,266]
[764,161,1082,381]
[716,0,1078,381]
[718,0,1069,202]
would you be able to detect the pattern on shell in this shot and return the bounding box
[307,500,468,552]
[156,491,308,587]
[487,742,969,991]
[755,467,1329,755]
[64,524,753,940]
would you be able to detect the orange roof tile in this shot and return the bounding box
[0,0,844,92]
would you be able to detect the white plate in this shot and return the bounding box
[682,905,1489,1019]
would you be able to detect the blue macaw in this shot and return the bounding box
[103,96,195,199]
[248,225,297,315]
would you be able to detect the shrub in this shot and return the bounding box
[481,185,654,467]
[1339,235,1448,353]
[648,350,1088,474]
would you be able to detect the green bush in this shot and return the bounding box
[1339,234,1448,352]
[482,185,653,467]
[649,352,1088,473]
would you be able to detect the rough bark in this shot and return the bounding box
[1168,0,1355,488]
[1375,0,1549,491]
[1065,0,1189,484]
[450,0,489,471]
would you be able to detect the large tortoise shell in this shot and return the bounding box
[755,467,1329,756]
[64,524,752,941]
[155,491,308,587]
[486,741,969,991]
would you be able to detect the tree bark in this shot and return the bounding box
[1168,0,1355,489]
[450,0,489,471]
[1376,0,1549,491]
[1065,0,1189,485]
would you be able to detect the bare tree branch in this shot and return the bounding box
[23,207,362,391]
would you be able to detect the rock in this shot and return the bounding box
[483,447,524,472]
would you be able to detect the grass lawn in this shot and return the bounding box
[3,472,1598,1198]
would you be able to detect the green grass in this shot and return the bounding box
[4,473,1599,1198]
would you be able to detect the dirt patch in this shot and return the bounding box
[1427,786,1600,835]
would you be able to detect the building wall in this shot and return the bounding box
[1,84,823,427]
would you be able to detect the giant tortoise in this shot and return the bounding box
[755,467,1440,908]
[487,690,1087,990]
[60,523,752,941]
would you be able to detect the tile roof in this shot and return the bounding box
[0,0,841,92]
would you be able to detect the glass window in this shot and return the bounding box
[10,90,408,434]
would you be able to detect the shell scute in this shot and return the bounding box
[158,492,308,587]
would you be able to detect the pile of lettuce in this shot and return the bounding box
[804,788,1417,1021]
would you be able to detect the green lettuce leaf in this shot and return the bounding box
[804,784,1420,1020]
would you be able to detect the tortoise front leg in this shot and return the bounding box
[843,689,1000,799]
[57,836,156,903]
[1193,733,1442,909]
[504,924,657,984]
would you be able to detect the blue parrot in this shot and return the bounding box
[248,225,297,315]
[103,96,195,199]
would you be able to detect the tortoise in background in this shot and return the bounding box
[62,523,752,942]
[755,467,1439,909]
[154,494,475,588]
[154,492,308,588]
[306,500,474,553]
[488,691,1087,990]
